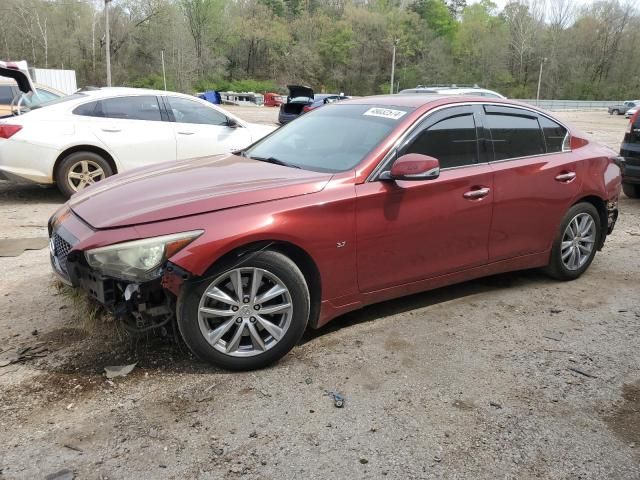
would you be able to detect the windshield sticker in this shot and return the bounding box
[363,108,407,120]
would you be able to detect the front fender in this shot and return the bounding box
[164,174,359,302]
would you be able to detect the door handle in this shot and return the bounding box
[101,128,121,133]
[177,131,195,135]
[555,171,576,183]
[463,187,491,200]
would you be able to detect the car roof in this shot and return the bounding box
[77,87,195,99]
[339,93,515,108]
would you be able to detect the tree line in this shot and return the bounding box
[1,0,638,100]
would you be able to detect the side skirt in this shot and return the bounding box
[316,251,550,328]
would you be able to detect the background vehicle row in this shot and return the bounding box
[0,88,275,197]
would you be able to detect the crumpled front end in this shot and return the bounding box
[48,208,186,334]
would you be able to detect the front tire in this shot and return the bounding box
[177,250,310,370]
[55,151,113,198]
[544,202,601,281]
[623,183,640,199]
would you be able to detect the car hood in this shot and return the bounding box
[0,60,36,93]
[68,154,332,229]
[287,85,314,100]
[246,122,277,140]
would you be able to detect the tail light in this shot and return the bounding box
[302,105,314,113]
[0,124,22,139]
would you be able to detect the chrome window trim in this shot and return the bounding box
[367,101,572,182]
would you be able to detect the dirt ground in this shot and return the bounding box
[0,110,638,480]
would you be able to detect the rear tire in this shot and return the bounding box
[612,109,620,115]
[177,250,310,370]
[55,151,113,198]
[544,202,601,281]
[622,183,640,199]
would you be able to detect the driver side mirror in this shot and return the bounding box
[380,153,440,181]
[227,118,240,128]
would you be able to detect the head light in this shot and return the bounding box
[85,230,203,281]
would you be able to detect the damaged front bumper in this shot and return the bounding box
[49,227,189,333]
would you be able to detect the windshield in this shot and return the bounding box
[245,104,413,173]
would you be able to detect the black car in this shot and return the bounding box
[278,85,348,125]
[620,110,640,198]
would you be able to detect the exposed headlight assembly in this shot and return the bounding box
[85,230,203,282]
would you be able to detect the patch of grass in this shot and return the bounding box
[51,278,127,340]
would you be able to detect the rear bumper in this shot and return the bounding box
[0,140,57,184]
[607,199,618,235]
[619,154,640,184]
[278,112,300,124]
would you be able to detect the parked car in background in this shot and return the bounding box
[264,92,285,107]
[607,100,639,116]
[619,110,640,198]
[0,60,64,117]
[48,94,620,370]
[278,85,349,124]
[625,106,638,119]
[0,87,275,197]
[220,91,264,106]
[400,84,506,98]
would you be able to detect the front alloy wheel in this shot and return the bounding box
[178,250,310,370]
[198,267,294,357]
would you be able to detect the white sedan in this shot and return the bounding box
[0,87,276,197]
[625,107,638,119]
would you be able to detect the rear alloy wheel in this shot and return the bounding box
[545,203,600,281]
[612,109,619,115]
[622,183,640,199]
[177,250,310,370]
[55,151,113,198]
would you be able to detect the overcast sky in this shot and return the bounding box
[467,0,593,10]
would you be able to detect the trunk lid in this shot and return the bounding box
[0,60,36,94]
[69,154,332,229]
[287,85,314,101]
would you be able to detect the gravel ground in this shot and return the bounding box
[0,110,638,480]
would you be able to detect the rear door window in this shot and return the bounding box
[485,106,545,160]
[97,96,162,121]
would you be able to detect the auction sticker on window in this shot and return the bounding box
[363,107,407,120]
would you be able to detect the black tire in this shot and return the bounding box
[622,183,640,199]
[55,151,113,198]
[544,202,601,281]
[612,109,619,115]
[177,250,310,370]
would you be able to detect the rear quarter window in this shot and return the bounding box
[73,101,99,116]
[538,116,569,153]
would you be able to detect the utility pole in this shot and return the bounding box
[161,50,167,90]
[105,0,112,87]
[389,39,398,95]
[536,57,547,106]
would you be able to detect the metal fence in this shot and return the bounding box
[514,99,619,112]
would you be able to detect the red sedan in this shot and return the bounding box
[49,95,621,370]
